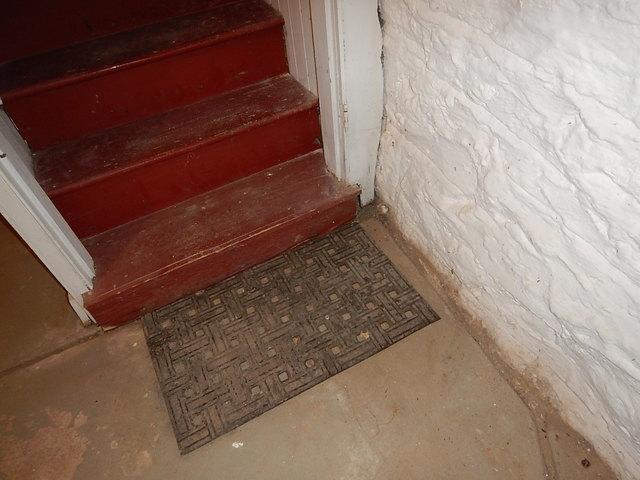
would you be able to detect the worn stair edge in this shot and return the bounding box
[0,0,242,64]
[0,0,283,97]
[35,74,317,197]
[83,151,360,327]
[35,75,320,238]
[50,107,320,238]
[1,1,287,149]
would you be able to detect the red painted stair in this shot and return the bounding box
[34,74,320,238]
[84,151,358,326]
[0,0,240,64]
[1,0,359,327]
[0,0,287,149]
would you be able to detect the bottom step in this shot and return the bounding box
[83,150,359,327]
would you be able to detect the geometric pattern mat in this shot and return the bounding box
[143,223,440,453]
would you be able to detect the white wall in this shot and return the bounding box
[377,1,640,478]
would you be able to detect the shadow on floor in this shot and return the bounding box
[0,217,99,374]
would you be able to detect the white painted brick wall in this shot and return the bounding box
[377,1,640,477]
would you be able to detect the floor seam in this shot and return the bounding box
[0,327,102,378]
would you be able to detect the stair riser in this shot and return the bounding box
[4,26,287,149]
[51,107,320,238]
[88,199,358,326]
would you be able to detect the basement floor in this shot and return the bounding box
[0,214,616,480]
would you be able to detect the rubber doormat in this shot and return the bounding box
[143,223,439,453]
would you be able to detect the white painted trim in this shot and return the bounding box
[337,0,383,205]
[311,0,383,204]
[266,0,318,95]
[68,292,96,326]
[265,1,383,203]
[0,111,94,306]
[311,0,346,179]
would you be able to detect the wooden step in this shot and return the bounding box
[0,0,286,149]
[34,74,320,239]
[83,150,360,327]
[0,0,242,64]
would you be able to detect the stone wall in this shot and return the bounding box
[377,1,640,477]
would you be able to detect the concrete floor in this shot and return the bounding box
[0,220,98,374]
[0,216,616,479]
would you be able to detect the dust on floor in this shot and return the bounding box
[0,216,617,480]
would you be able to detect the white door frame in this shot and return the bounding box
[311,0,383,205]
[0,110,95,325]
[274,0,383,204]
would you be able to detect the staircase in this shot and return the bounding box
[0,0,359,327]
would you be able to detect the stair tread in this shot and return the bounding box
[83,150,359,306]
[0,0,241,64]
[0,0,281,96]
[34,74,317,195]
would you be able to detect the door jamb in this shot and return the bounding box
[0,110,95,324]
[310,0,346,180]
[311,0,384,205]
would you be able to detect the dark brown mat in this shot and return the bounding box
[143,223,439,453]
